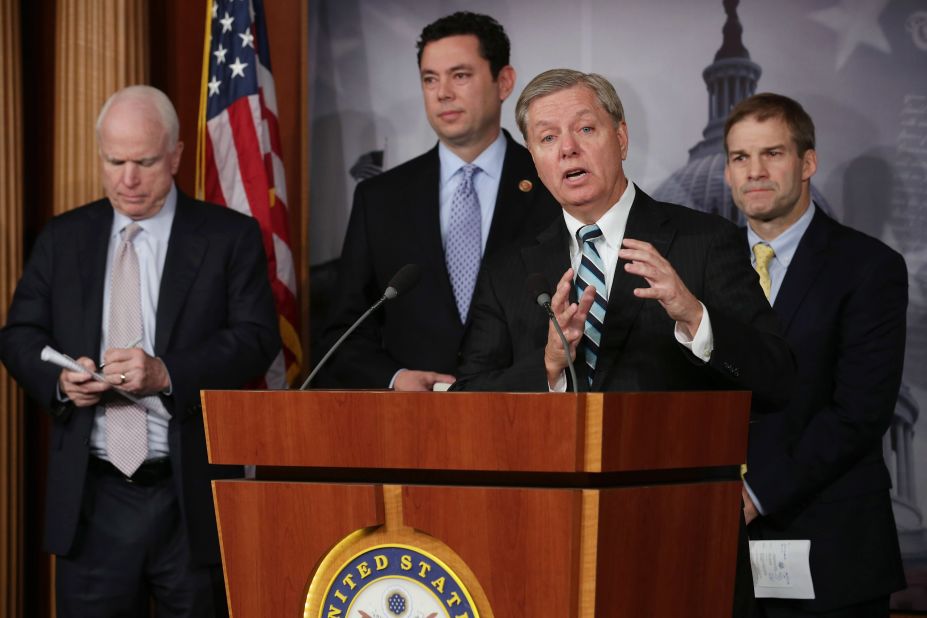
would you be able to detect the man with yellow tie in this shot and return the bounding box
[724,93,907,617]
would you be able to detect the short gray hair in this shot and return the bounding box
[96,85,180,148]
[515,69,625,140]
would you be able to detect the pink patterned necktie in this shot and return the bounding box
[105,222,148,476]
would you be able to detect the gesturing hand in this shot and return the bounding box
[544,268,596,386]
[620,238,703,337]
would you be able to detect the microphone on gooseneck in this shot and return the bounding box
[526,273,578,394]
[382,263,422,300]
[299,264,422,390]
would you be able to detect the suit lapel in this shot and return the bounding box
[485,131,537,254]
[521,218,571,297]
[521,218,588,386]
[592,187,675,390]
[409,145,461,321]
[155,193,208,355]
[410,145,444,266]
[773,208,831,332]
[77,201,114,355]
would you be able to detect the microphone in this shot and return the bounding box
[527,273,578,393]
[299,264,422,390]
[383,263,422,299]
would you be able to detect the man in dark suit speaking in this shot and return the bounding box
[727,93,907,617]
[0,86,280,616]
[452,69,793,407]
[320,12,559,391]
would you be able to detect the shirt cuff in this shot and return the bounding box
[744,480,766,516]
[389,368,406,390]
[549,370,567,392]
[156,357,173,395]
[674,302,713,362]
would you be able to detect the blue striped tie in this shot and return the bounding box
[575,224,608,386]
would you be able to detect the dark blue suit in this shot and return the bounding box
[745,209,907,614]
[0,192,280,566]
[320,130,560,388]
[452,187,794,409]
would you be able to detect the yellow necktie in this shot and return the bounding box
[743,243,776,478]
[753,243,776,301]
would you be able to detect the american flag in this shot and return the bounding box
[196,0,301,387]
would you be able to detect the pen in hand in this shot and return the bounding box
[97,337,143,371]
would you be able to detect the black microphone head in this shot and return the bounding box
[384,264,422,299]
[526,273,551,306]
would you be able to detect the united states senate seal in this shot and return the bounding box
[314,544,479,618]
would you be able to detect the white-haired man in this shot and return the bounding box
[0,85,280,616]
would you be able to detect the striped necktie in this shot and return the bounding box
[575,224,608,386]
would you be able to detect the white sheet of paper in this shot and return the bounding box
[750,540,815,599]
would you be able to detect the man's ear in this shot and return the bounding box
[616,121,629,160]
[801,148,817,182]
[170,141,185,175]
[497,65,515,102]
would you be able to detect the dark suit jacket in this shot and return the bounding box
[0,192,281,565]
[319,130,560,388]
[452,187,794,406]
[745,209,907,612]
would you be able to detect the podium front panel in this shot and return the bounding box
[215,479,742,617]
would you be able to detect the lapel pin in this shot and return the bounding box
[518,179,533,193]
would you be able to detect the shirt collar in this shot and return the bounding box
[747,201,816,269]
[564,181,636,253]
[109,183,178,243]
[438,131,507,186]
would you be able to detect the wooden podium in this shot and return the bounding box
[202,390,750,617]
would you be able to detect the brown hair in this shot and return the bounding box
[724,92,815,156]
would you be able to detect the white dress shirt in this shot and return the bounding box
[90,184,178,461]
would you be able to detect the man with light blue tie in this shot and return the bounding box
[319,11,560,391]
[725,92,907,617]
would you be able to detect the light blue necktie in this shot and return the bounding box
[575,224,608,385]
[446,164,482,322]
